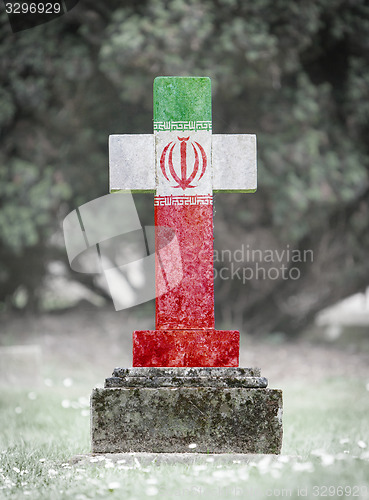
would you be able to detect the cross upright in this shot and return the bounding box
[109,76,257,367]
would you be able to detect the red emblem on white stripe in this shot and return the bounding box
[160,136,207,190]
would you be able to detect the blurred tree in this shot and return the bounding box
[0,0,368,334]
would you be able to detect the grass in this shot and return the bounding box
[1,377,369,499]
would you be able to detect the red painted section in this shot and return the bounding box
[155,202,214,330]
[133,330,239,367]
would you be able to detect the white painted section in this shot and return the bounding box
[109,133,257,194]
[109,134,155,192]
[212,134,257,192]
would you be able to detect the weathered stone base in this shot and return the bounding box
[91,368,283,454]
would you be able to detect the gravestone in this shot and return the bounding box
[91,77,283,453]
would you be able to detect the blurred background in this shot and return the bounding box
[1,0,369,384]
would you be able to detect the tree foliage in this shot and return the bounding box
[1,0,369,333]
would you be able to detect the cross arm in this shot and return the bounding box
[109,134,155,193]
[212,134,257,193]
[109,133,257,193]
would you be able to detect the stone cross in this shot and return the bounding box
[109,77,257,367]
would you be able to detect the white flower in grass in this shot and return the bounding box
[146,486,159,496]
[256,455,272,474]
[4,477,15,487]
[311,449,325,457]
[272,461,283,470]
[358,440,367,449]
[188,443,197,449]
[78,396,89,407]
[321,454,335,466]
[24,491,31,496]
[336,453,349,460]
[193,464,207,472]
[15,407,22,414]
[117,459,126,464]
[104,462,114,469]
[238,468,249,481]
[108,482,121,491]
[13,467,20,473]
[206,457,214,463]
[48,469,58,477]
[271,468,281,479]
[117,465,130,470]
[61,400,70,409]
[81,410,89,417]
[39,459,46,463]
[339,438,349,444]
[212,469,230,479]
[63,378,73,387]
[89,458,99,463]
[146,477,158,485]
[292,462,314,472]
[27,392,37,400]
[366,382,369,391]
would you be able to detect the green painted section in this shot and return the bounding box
[110,189,155,193]
[154,77,211,123]
[213,188,257,193]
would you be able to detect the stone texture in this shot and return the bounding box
[113,367,261,377]
[212,134,257,192]
[105,366,267,388]
[105,376,267,388]
[91,385,283,454]
[133,330,239,367]
[154,204,215,331]
[109,134,155,193]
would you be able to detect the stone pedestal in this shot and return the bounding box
[133,330,239,367]
[91,367,283,454]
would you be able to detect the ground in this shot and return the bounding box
[1,304,369,499]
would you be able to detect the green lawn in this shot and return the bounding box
[1,377,368,499]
